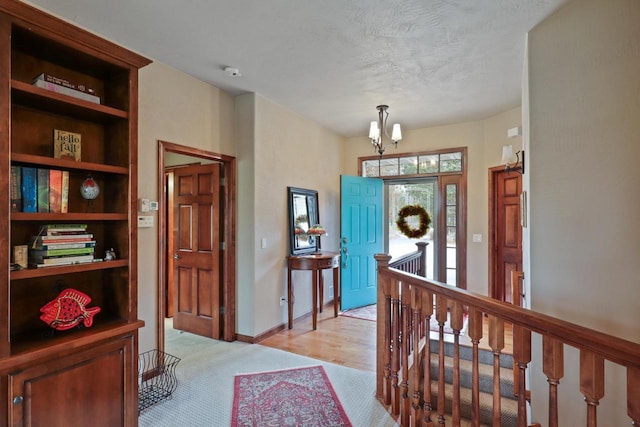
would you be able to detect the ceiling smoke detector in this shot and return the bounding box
[224,67,241,77]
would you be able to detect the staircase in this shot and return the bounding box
[428,339,517,426]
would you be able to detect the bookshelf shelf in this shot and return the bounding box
[10,259,128,280]
[11,80,128,120]
[0,1,151,425]
[11,212,128,221]
[11,153,129,174]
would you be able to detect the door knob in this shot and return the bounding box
[173,253,181,260]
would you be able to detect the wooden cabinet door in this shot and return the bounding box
[8,336,136,427]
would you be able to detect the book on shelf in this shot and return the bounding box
[53,129,81,162]
[33,73,97,96]
[30,246,95,257]
[49,169,62,213]
[29,254,95,267]
[37,168,49,212]
[39,223,88,233]
[20,166,37,212]
[31,233,94,243]
[33,79,100,104]
[10,165,21,212]
[31,241,96,251]
[61,170,69,213]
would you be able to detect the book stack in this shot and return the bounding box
[29,224,97,268]
[33,73,100,104]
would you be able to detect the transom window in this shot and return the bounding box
[361,151,463,178]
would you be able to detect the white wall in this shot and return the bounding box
[527,0,640,423]
[343,107,522,295]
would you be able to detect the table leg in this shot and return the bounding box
[333,266,339,317]
[312,269,318,330]
[318,270,324,313]
[287,267,293,329]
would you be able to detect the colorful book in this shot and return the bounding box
[33,73,97,95]
[40,224,88,232]
[31,233,93,242]
[20,167,37,212]
[31,241,96,251]
[30,247,95,257]
[53,130,81,161]
[49,169,63,213]
[29,254,95,267]
[61,170,69,213]
[37,168,50,212]
[33,79,100,104]
[10,165,21,212]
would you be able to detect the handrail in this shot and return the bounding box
[375,253,640,426]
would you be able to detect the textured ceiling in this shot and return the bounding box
[25,0,568,137]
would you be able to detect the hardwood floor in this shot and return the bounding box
[260,308,378,371]
[259,304,513,372]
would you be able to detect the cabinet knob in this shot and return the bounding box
[13,396,23,405]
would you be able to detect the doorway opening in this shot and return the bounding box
[157,140,236,355]
[386,179,436,280]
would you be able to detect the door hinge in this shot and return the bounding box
[220,306,225,314]
[220,177,226,186]
[220,242,226,250]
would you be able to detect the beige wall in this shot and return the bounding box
[527,0,640,423]
[138,66,344,345]
[137,61,236,352]
[344,107,522,295]
[237,94,344,337]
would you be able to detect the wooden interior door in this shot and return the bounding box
[172,163,221,339]
[490,168,522,303]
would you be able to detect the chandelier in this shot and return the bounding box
[368,105,402,156]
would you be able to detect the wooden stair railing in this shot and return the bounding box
[375,254,640,427]
[389,241,428,277]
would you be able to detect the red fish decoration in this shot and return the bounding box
[40,288,101,331]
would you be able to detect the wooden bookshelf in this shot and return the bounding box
[0,1,151,425]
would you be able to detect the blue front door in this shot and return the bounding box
[340,175,383,310]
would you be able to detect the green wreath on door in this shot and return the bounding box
[396,205,431,239]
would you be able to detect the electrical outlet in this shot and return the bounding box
[280,297,286,306]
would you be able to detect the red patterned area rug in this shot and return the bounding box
[231,365,352,426]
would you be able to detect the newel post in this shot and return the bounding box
[375,254,392,403]
[415,241,428,278]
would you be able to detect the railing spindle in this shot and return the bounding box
[436,295,448,426]
[628,366,640,425]
[391,280,401,417]
[543,336,564,427]
[411,287,423,425]
[451,302,465,426]
[400,282,411,426]
[422,291,434,426]
[513,325,531,427]
[466,308,483,427]
[580,350,604,427]
[489,315,505,427]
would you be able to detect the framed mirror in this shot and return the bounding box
[287,187,319,255]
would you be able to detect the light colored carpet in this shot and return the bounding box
[139,324,398,427]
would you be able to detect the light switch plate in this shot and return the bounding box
[138,215,154,228]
